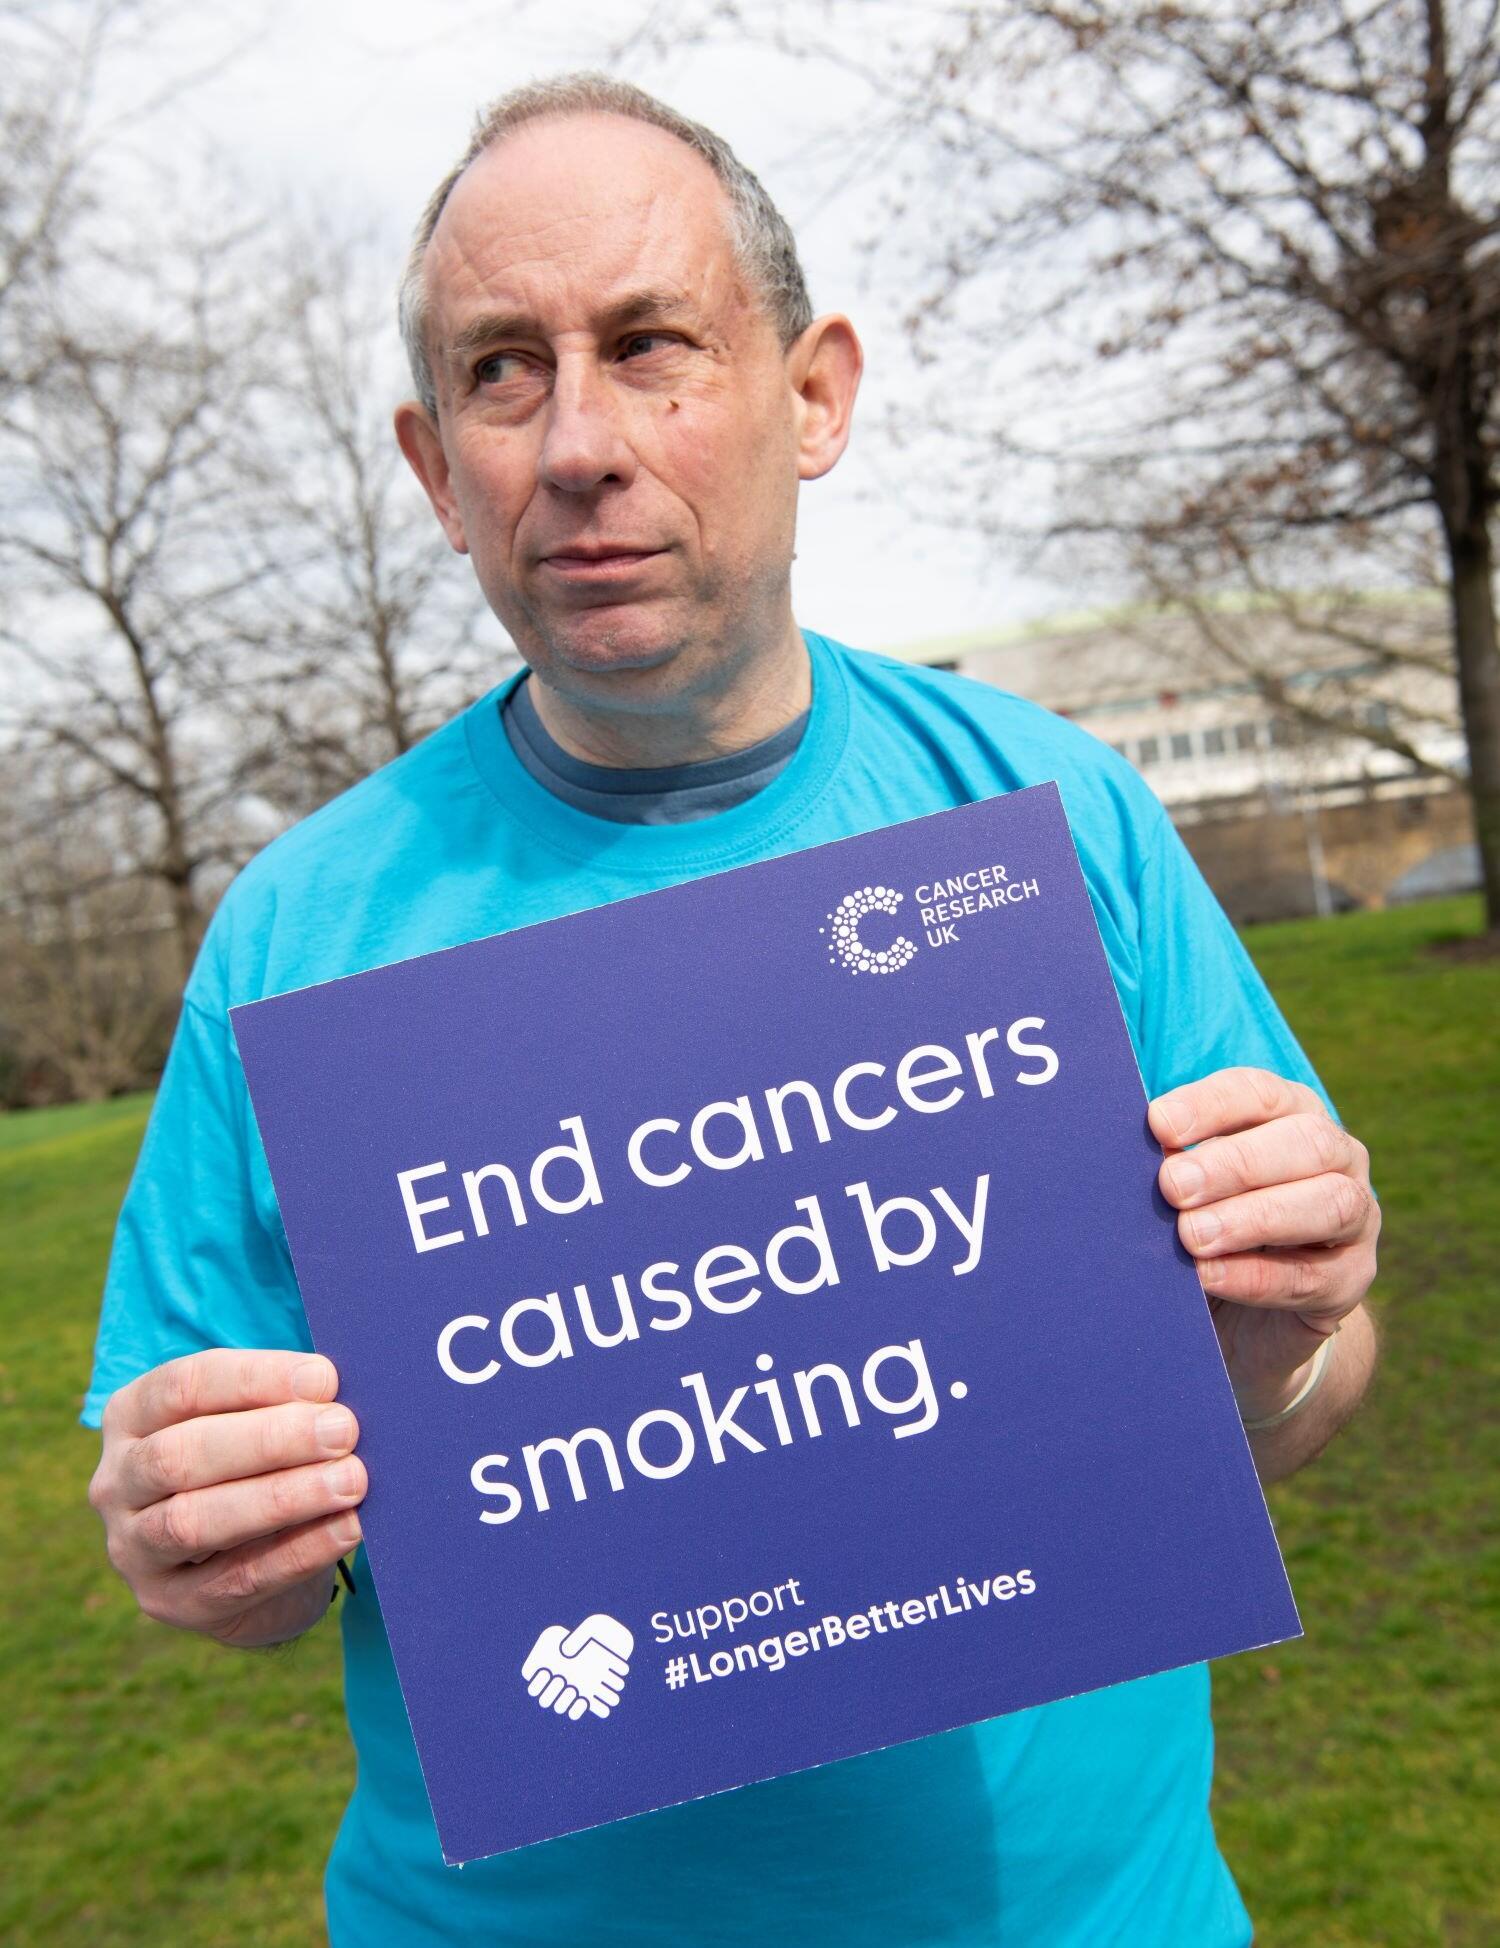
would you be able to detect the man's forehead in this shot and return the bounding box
[425,114,738,331]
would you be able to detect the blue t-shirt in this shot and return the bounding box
[84,634,1323,1946]
[503,673,809,821]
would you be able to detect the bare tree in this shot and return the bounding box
[1,0,260,392]
[0,1,137,384]
[228,227,509,822]
[672,0,1500,929]
[0,7,509,1102]
[0,211,283,979]
[0,746,180,1103]
[0,2,89,385]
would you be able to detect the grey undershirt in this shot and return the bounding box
[502,676,809,825]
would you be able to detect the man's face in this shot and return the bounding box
[402,114,814,709]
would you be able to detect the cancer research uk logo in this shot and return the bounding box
[521,1613,635,1723]
[822,860,1042,974]
[822,886,919,976]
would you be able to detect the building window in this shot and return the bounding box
[1169,732,1193,761]
[1233,722,1260,752]
[1136,735,1161,767]
[1202,727,1226,756]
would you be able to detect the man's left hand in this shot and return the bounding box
[1148,1068,1379,1420]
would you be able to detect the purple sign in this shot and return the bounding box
[231,783,1298,1865]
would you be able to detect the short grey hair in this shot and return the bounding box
[397,72,814,417]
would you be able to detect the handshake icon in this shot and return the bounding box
[521,1613,635,1723]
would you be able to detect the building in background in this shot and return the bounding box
[891,593,1477,924]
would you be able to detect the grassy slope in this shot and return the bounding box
[1,1101,348,1946]
[1210,898,1498,1947]
[1,898,1494,1945]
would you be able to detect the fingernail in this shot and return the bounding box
[315,1406,355,1453]
[1188,1210,1223,1247]
[1155,1093,1195,1143]
[1167,1158,1206,1203]
[325,1459,362,1498]
[291,1357,334,1401]
[334,1514,362,1549]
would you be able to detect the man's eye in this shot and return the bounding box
[619,333,675,360]
[474,352,531,385]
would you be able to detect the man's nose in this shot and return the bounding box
[537,358,637,494]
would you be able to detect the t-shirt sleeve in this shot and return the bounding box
[80,990,310,1430]
[1132,809,1334,1115]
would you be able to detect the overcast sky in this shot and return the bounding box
[154,0,1064,656]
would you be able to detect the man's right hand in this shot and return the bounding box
[88,1349,366,1649]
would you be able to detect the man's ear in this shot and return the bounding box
[394,401,470,554]
[789,315,863,483]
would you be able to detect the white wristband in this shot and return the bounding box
[1240,1329,1339,1434]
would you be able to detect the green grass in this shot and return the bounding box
[1,1094,348,1946]
[1209,897,1499,1946]
[2,897,1494,1945]
[0,1091,154,1153]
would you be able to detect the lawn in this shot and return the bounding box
[2,898,1495,1945]
[1209,897,1498,1947]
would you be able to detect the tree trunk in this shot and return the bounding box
[1446,513,1500,935]
[1421,0,1499,934]
[165,863,203,984]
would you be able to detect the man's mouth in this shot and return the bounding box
[540,546,665,576]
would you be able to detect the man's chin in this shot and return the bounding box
[531,611,688,682]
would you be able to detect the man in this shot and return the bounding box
[85,74,1378,1945]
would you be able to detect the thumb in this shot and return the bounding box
[562,1613,634,1660]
